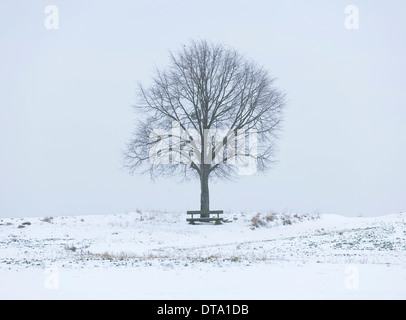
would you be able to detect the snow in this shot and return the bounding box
[1,211,406,299]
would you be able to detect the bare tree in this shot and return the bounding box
[124,40,285,217]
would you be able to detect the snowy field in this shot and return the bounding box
[1,210,406,299]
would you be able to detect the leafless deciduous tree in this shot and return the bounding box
[124,40,286,217]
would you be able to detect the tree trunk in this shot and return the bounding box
[200,165,210,218]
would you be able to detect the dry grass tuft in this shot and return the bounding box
[251,213,266,228]
[250,212,317,229]
[41,217,53,223]
[81,251,171,261]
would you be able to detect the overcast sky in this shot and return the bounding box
[1,0,405,218]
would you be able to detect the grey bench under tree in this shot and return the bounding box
[186,211,224,225]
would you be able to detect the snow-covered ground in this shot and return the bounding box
[1,211,405,299]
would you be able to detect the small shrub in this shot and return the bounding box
[265,213,277,222]
[282,217,292,225]
[251,214,265,228]
[41,217,53,223]
[65,245,77,252]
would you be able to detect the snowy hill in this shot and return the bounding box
[1,211,405,299]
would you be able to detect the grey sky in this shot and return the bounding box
[1,0,405,218]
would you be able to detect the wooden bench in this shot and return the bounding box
[187,210,224,224]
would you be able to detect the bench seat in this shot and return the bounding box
[186,210,224,224]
